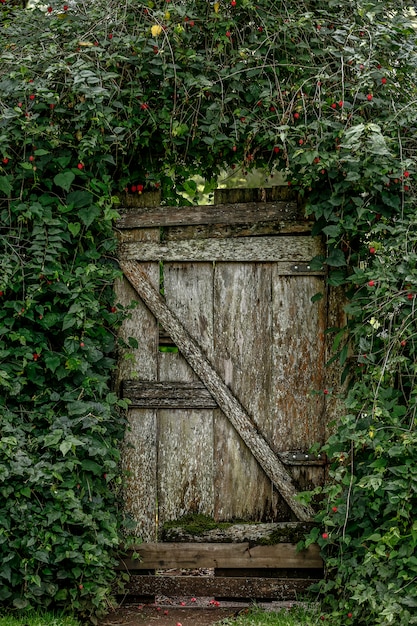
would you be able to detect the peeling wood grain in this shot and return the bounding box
[122,380,217,408]
[213,186,298,204]
[119,235,323,263]
[161,220,314,243]
[157,262,215,529]
[119,260,315,521]
[116,201,299,229]
[121,575,321,599]
[115,230,159,542]
[213,262,284,522]
[119,542,322,570]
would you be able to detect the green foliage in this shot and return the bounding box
[0,610,81,626]
[216,604,322,626]
[1,0,417,624]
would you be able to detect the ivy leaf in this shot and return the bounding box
[78,205,100,227]
[68,222,81,237]
[44,354,61,373]
[0,176,12,197]
[326,249,346,267]
[54,171,75,192]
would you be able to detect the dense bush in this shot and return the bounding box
[1,0,417,622]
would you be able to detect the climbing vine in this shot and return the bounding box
[1,0,417,622]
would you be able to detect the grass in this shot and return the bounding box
[0,612,81,626]
[214,604,323,626]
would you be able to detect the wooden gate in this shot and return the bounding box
[115,187,342,599]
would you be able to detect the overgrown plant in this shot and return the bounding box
[1,0,417,623]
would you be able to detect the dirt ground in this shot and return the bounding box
[99,598,297,626]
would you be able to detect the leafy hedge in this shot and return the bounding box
[1,0,417,623]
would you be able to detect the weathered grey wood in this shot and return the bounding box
[160,220,314,243]
[162,521,316,544]
[122,381,218,408]
[213,262,285,522]
[116,201,299,229]
[118,542,322,570]
[115,232,159,542]
[119,235,323,263]
[213,186,298,204]
[121,575,320,599]
[157,262,215,528]
[119,260,315,521]
[269,274,327,454]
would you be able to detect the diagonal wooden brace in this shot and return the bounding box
[120,260,315,521]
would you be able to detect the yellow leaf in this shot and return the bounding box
[214,2,220,13]
[164,11,170,20]
[78,41,94,47]
[151,24,163,37]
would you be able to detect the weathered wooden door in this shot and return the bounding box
[116,188,334,543]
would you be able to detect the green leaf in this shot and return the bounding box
[0,176,12,197]
[68,222,81,237]
[45,354,61,373]
[78,205,100,227]
[54,171,75,192]
[326,249,346,267]
[311,292,324,303]
[67,190,93,208]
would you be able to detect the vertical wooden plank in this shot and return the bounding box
[213,262,290,521]
[157,263,215,531]
[115,227,159,542]
[270,273,327,451]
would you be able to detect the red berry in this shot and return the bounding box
[401,340,407,347]
[407,293,413,300]
[78,584,83,590]
[29,155,35,162]
[313,157,320,163]
[298,138,304,145]
[293,112,300,119]
[404,185,410,191]
[369,247,376,254]
[49,103,55,109]
[273,146,280,154]
[226,30,231,37]
[381,77,387,84]
[2,158,9,164]
[131,185,137,192]
[108,33,113,39]
[332,506,338,513]
[231,0,236,5]
[140,103,149,110]
[323,389,329,395]
[63,4,68,9]
[368,280,375,287]
[367,93,373,101]
[347,613,353,619]
[322,532,329,539]
[33,353,40,361]
[77,162,84,170]
[47,6,53,12]
[137,184,144,193]
[110,306,117,313]
[232,145,237,152]
[29,94,35,100]
[0,292,3,297]
[80,342,85,347]
[331,103,337,109]
[189,20,195,26]
[320,617,325,622]
[404,170,410,178]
